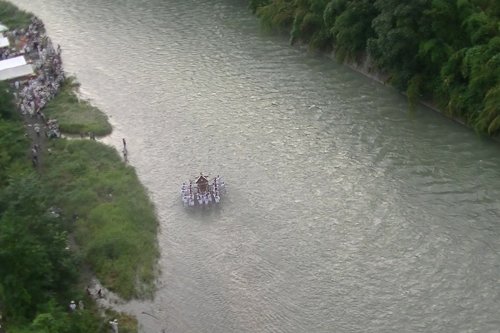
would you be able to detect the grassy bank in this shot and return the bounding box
[27,45,156,300]
[43,78,112,136]
[1,81,141,331]
[41,76,158,300]
[41,138,159,299]
[0,0,31,28]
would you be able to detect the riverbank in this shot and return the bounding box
[340,54,500,145]
[37,48,159,304]
[0,2,158,331]
[279,32,489,139]
[250,0,500,138]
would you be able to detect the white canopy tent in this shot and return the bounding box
[0,23,7,32]
[0,55,27,71]
[0,63,34,81]
[0,56,33,81]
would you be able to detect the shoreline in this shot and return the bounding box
[290,41,474,129]
[340,55,500,144]
[341,55,467,122]
[0,2,159,331]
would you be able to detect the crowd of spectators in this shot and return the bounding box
[3,16,64,139]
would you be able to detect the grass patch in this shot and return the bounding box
[7,295,137,333]
[44,77,112,136]
[0,1,32,29]
[42,139,159,299]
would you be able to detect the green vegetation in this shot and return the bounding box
[1,78,152,331]
[43,79,158,299]
[42,139,158,299]
[0,83,28,186]
[0,0,32,28]
[43,78,112,136]
[249,0,500,136]
[0,174,76,320]
[0,82,94,332]
[1,79,155,330]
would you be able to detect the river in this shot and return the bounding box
[10,0,500,332]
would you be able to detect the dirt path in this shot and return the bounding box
[23,111,48,171]
[27,121,42,168]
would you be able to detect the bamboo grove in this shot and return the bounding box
[249,0,500,136]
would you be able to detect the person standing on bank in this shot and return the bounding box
[109,319,118,333]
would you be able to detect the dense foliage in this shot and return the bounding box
[0,75,101,332]
[0,81,143,333]
[249,0,500,136]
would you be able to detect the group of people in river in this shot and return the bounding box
[181,175,226,207]
[4,16,64,144]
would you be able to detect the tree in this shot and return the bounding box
[330,0,377,61]
[0,175,77,321]
[0,119,30,186]
[289,0,332,49]
[367,0,430,89]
